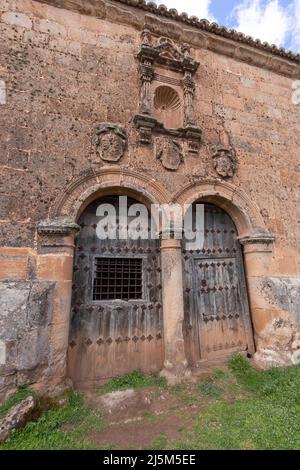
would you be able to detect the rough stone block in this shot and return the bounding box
[34,18,66,36]
[1,11,32,29]
[0,395,35,442]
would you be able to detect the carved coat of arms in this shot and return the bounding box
[212,145,237,178]
[94,123,127,162]
[156,138,184,171]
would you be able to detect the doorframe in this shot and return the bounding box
[173,181,275,367]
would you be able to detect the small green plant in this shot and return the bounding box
[198,383,223,399]
[98,370,167,394]
[0,386,33,420]
[143,411,158,422]
[150,433,168,450]
[213,368,230,380]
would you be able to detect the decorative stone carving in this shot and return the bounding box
[154,86,181,113]
[212,145,237,178]
[94,123,127,162]
[191,165,208,182]
[134,27,202,151]
[156,137,184,171]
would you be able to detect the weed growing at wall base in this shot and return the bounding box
[97,370,167,394]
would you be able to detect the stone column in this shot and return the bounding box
[35,218,80,394]
[160,237,190,384]
[239,230,281,366]
[139,61,154,115]
[183,70,196,127]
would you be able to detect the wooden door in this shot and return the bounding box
[68,196,164,388]
[183,203,254,364]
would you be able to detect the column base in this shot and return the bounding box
[160,361,192,385]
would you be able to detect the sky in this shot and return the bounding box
[151,0,300,52]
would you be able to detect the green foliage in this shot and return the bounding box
[143,411,159,422]
[0,386,33,420]
[0,392,104,450]
[176,398,300,450]
[229,353,300,402]
[212,368,230,380]
[198,383,223,399]
[98,370,167,394]
[150,433,168,450]
[174,354,300,450]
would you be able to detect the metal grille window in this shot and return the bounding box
[93,257,143,301]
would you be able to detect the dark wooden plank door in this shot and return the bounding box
[183,203,254,364]
[68,196,164,388]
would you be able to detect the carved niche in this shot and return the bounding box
[94,123,127,162]
[156,137,183,171]
[212,145,237,178]
[134,28,202,153]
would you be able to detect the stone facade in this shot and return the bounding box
[0,0,300,400]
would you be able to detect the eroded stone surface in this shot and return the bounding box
[253,277,300,367]
[0,395,35,443]
[0,281,55,401]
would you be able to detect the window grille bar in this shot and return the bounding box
[93,257,143,301]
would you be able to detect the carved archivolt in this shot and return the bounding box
[52,167,268,242]
[51,167,171,219]
[172,180,267,238]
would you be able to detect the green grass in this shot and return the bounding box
[98,370,167,394]
[174,354,300,450]
[3,355,300,450]
[150,433,168,450]
[198,383,223,399]
[0,386,33,420]
[0,392,104,450]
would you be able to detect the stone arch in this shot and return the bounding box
[172,180,267,238]
[51,167,171,221]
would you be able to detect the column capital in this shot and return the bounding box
[159,227,183,244]
[160,239,182,250]
[37,218,80,236]
[238,228,275,253]
[37,218,80,254]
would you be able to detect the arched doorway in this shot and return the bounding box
[68,195,164,388]
[183,203,255,365]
